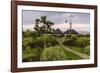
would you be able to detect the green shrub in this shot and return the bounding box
[22,48,43,62]
[22,37,33,49]
[62,35,78,46]
[76,37,90,47]
[63,35,90,47]
[30,35,59,48]
[47,35,59,46]
[23,31,40,38]
[31,36,44,48]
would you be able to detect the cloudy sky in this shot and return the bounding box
[22,10,90,34]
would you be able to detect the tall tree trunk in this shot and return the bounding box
[70,22,72,35]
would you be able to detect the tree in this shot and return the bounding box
[65,15,74,35]
[34,19,40,33]
[34,16,55,48]
[34,16,54,34]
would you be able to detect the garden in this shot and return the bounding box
[22,16,90,62]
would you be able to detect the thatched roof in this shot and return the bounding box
[54,29,62,34]
[64,29,78,34]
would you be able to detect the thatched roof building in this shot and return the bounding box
[64,29,78,34]
[53,29,62,34]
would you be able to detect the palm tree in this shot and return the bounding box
[69,15,74,32]
[65,15,74,35]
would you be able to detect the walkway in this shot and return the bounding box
[60,44,90,59]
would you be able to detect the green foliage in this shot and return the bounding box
[78,34,90,37]
[30,36,44,48]
[45,35,59,46]
[22,15,90,62]
[63,35,90,47]
[76,37,90,47]
[40,46,81,61]
[22,48,43,62]
[63,35,78,46]
[22,37,33,49]
[68,46,90,55]
[22,45,81,62]
[23,31,33,37]
[23,31,40,38]
[34,16,54,34]
[64,50,81,60]
[22,30,59,49]
[40,46,68,61]
[30,35,59,48]
[84,45,90,55]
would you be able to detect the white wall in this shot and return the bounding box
[0,0,99,73]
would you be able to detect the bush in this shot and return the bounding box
[30,35,59,48]
[31,36,44,48]
[40,46,68,61]
[76,37,90,47]
[62,35,90,47]
[22,48,43,62]
[62,35,78,46]
[47,35,59,46]
[22,37,33,49]
[23,31,40,38]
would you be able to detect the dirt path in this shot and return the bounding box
[60,44,90,59]
[56,37,89,59]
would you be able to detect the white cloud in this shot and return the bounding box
[51,23,89,33]
[23,24,35,31]
[23,23,90,34]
